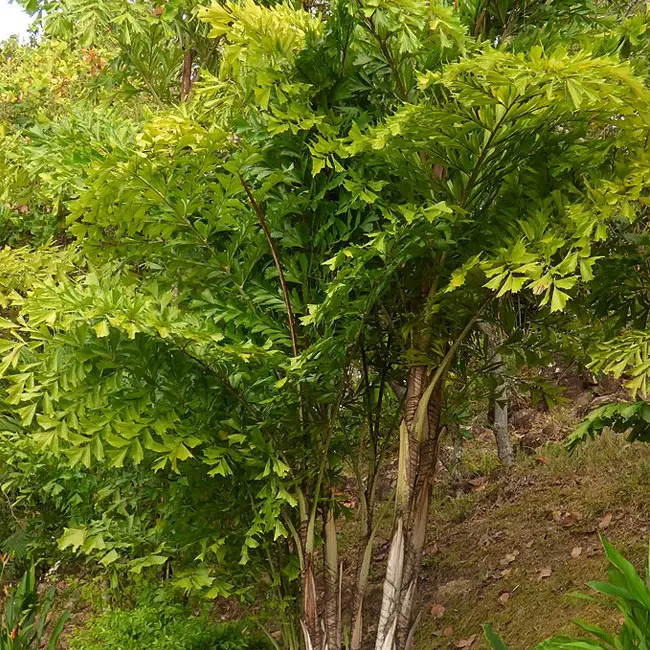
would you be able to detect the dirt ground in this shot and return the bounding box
[408,424,650,650]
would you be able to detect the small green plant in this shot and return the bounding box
[68,604,271,650]
[485,538,650,649]
[0,564,69,650]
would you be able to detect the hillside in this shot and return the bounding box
[404,374,650,650]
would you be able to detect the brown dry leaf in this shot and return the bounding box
[500,550,520,566]
[536,456,548,464]
[430,602,445,618]
[571,546,583,559]
[599,513,613,530]
[468,477,487,492]
[538,566,552,580]
[152,5,164,16]
[498,591,510,605]
[560,511,582,527]
[455,635,477,649]
[442,626,455,637]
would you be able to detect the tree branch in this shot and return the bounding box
[180,48,194,102]
[460,100,516,207]
[363,17,409,102]
[178,346,258,417]
[238,174,300,357]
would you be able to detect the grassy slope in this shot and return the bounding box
[412,431,650,650]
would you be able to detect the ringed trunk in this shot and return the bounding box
[301,555,319,649]
[375,363,445,650]
[323,503,341,649]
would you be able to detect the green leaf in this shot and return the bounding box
[483,625,510,650]
[130,438,144,465]
[18,401,38,426]
[130,554,169,574]
[58,527,86,552]
[550,287,570,312]
[566,78,584,108]
[100,550,119,566]
[173,568,214,591]
[93,320,110,338]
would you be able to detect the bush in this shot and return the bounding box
[68,604,271,650]
[485,537,650,649]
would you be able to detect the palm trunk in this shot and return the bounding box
[351,532,374,650]
[375,363,445,650]
[450,423,463,469]
[299,485,320,650]
[298,488,343,650]
[323,503,340,649]
[396,378,444,649]
[301,556,319,649]
[350,482,376,650]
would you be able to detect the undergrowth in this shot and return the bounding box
[67,603,271,650]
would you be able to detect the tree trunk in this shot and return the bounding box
[301,554,319,650]
[482,323,514,466]
[298,493,342,650]
[375,363,445,650]
[492,360,512,465]
[323,503,340,650]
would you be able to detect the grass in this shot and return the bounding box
[67,603,271,650]
[413,430,650,650]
